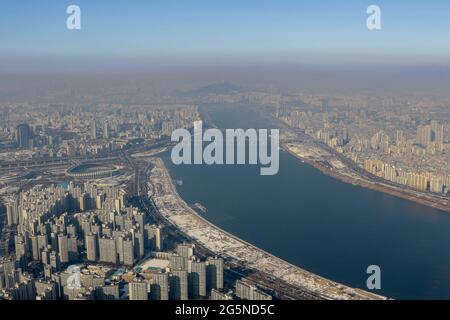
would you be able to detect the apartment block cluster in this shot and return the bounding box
[0,182,271,301]
[315,127,350,149]
[11,184,161,271]
[127,243,226,300]
[0,260,121,300]
[235,279,273,300]
[127,243,271,301]
[0,182,164,299]
[276,104,449,196]
[0,103,199,162]
[0,238,271,301]
[368,121,446,158]
[415,121,445,154]
[364,159,450,193]
[362,122,448,194]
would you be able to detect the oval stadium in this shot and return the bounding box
[66,163,122,180]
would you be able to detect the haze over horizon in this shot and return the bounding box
[1,0,450,73]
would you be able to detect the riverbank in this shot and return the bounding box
[283,142,450,213]
[249,105,450,214]
[149,157,385,300]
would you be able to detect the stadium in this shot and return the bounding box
[66,163,122,180]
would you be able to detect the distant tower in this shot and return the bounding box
[103,121,109,139]
[16,123,31,149]
[91,120,97,139]
[431,120,444,148]
[396,130,404,147]
[321,99,329,112]
[416,125,431,147]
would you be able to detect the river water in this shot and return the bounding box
[162,103,450,299]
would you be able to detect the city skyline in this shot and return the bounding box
[1,0,450,305]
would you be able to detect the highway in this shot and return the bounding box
[0,139,170,171]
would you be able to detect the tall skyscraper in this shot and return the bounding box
[49,251,60,271]
[16,123,31,149]
[321,99,329,112]
[210,289,233,300]
[235,280,272,300]
[91,120,97,139]
[58,234,69,264]
[15,236,27,267]
[189,261,206,298]
[396,130,404,147]
[433,122,445,151]
[416,124,432,147]
[99,237,117,264]
[170,270,188,300]
[206,257,224,291]
[177,243,194,259]
[103,121,109,139]
[129,281,148,300]
[170,255,187,271]
[6,201,18,226]
[68,236,78,261]
[30,235,40,261]
[1,260,17,289]
[86,233,98,262]
[97,284,120,300]
[133,230,145,259]
[122,237,135,266]
[145,225,162,251]
[150,273,169,300]
[0,269,5,289]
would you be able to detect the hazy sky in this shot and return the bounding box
[1,0,449,71]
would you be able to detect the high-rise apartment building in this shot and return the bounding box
[170,270,188,300]
[189,261,206,298]
[129,280,148,300]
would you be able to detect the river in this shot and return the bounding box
[162,103,450,299]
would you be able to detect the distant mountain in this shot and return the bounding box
[185,82,245,96]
